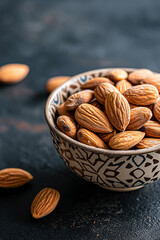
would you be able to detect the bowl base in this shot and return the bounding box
[103,185,144,192]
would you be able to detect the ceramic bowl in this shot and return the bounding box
[45,68,160,192]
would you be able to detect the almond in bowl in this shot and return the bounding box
[45,68,160,192]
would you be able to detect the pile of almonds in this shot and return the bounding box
[57,69,160,150]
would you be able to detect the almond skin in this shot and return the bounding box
[116,80,132,94]
[127,107,152,130]
[77,128,108,149]
[75,103,113,133]
[57,115,76,139]
[0,64,29,83]
[129,104,137,109]
[46,76,70,93]
[105,92,130,131]
[109,131,145,150]
[140,75,160,93]
[123,84,159,106]
[94,83,119,104]
[106,69,128,82]
[142,121,160,138]
[136,138,160,149]
[81,77,114,89]
[128,69,153,85]
[57,102,74,119]
[98,129,116,144]
[153,99,160,122]
[90,99,105,112]
[65,90,94,110]
[31,188,60,219]
[0,168,33,188]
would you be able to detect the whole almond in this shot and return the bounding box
[77,128,108,149]
[116,80,132,94]
[0,168,33,188]
[128,69,153,85]
[65,90,94,110]
[106,69,128,82]
[46,76,70,93]
[127,107,152,130]
[109,131,145,150]
[57,102,74,119]
[0,64,29,83]
[105,92,130,131]
[123,84,159,106]
[94,83,119,104]
[90,99,105,112]
[57,115,76,139]
[31,188,60,219]
[136,138,160,149]
[153,99,160,122]
[75,103,113,133]
[142,120,160,138]
[140,75,160,93]
[98,129,116,144]
[81,77,114,89]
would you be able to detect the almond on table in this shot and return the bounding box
[106,69,128,82]
[81,77,114,89]
[57,115,76,139]
[46,76,70,93]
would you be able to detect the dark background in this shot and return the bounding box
[0,0,160,239]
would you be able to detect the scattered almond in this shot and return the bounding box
[0,64,29,84]
[57,115,76,139]
[31,188,60,219]
[136,138,160,149]
[153,99,160,122]
[142,120,160,138]
[46,76,70,93]
[81,77,114,89]
[98,129,116,143]
[0,168,33,188]
[128,69,153,85]
[106,69,128,82]
[116,79,132,94]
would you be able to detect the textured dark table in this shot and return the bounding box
[1,0,160,239]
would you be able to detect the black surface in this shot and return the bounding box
[0,0,160,239]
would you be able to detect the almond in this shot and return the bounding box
[153,98,160,122]
[98,129,116,143]
[90,99,105,112]
[129,104,137,109]
[77,128,108,149]
[127,107,152,130]
[65,90,94,110]
[31,188,60,219]
[123,84,159,106]
[142,120,160,138]
[140,75,160,93]
[0,64,29,83]
[0,168,33,188]
[94,83,119,104]
[109,131,145,150]
[75,103,113,133]
[128,69,153,85]
[106,69,128,82]
[57,115,76,139]
[136,138,160,149]
[105,92,130,131]
[46,76,70,93]
[81,77,114,89]
[57,102,74,119]
[116,79,132,94]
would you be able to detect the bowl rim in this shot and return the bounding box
[45,67,160,156]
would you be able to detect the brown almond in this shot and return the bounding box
[105,92,130,131]
[106,69,128,82]
[75,103,113,133]
[136,138,160,149]
[129,104,137,109]
[98,129,116,144]
[128,69,153,85]
[31,188,60,219]
[65,90,94,110]
[77,128,108,149]
[116,79,132,94]
[127,107,152,130]
[0,168,33,188]
[57,115,76,139]
[140,75,160,93]
[153,98,160,122]
[94,82,119,104]
[57,102,74,119]
[90,99,105,112]
[0,64,29,84]
[142,120,160,138]
[109,131,145,150]
[123,84,159,106]
[81,77,114,89]
[46,76,70,93]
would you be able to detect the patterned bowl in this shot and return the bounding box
[45,68,160,192]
